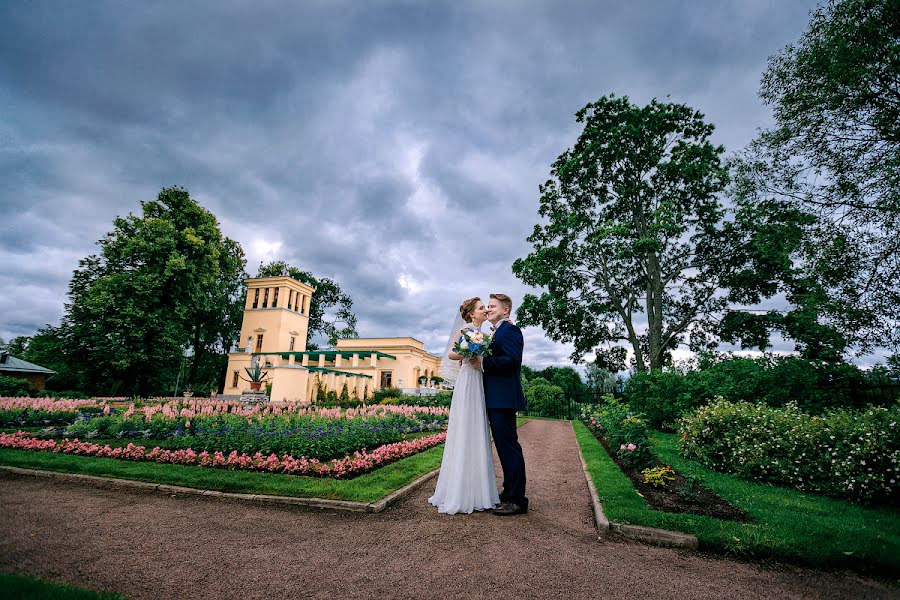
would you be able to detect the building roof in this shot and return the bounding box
[0,352,55,375]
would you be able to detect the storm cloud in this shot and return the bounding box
[0,0,824,368]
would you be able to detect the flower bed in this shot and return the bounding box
[581,395,749,521]
[0,397,107,427]
[0,430,446,478]
[679,398,899,504]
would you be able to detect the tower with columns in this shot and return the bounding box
[222,276,443,402]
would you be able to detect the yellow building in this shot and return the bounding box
[222,276,443,402]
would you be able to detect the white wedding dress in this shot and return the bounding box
[428,338,500,515]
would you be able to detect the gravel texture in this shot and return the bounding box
[0,419,895,599]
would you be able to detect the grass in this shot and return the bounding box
[0,572,126,599]
[573,421,900,575]
[0,442,444,504]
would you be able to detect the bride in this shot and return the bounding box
[428,297,500,514]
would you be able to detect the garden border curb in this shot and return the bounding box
[571,423,699,550]
[0,464,440,514]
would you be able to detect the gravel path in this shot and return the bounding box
[0,419,894,599]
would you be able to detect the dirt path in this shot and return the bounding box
[0,419,893,599]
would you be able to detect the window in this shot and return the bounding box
[288,290,294,312]
[255,334,264,352]
[272,288,279,308]
[252,288,259,309]
[294,294,300,312]
[289,336,295,351]
[380,371,393,388]
[232,371,239,388]
[262,288,269,308]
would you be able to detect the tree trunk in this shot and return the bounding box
[646,250,664,371]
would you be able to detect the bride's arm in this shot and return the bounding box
[448,350,463,360]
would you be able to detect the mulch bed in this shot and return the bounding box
[589,427,752,522]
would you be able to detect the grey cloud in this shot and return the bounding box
[2,0,841,370]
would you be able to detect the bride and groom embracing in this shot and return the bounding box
[428,293,528,516]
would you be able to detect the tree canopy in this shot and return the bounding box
[63,187,246,396]
[725,0,900,355]
[513,95,730,371]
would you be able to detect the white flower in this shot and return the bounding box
[459,340,469,350]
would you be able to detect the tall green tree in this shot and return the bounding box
[256,261,358,348]
[727,0,900,353]
[513,95,730,371]
[64,187,246,396]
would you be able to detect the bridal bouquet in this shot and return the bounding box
[453,328,493,358]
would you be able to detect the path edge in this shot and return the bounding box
[0,464,439,514]
[570,422,699,550]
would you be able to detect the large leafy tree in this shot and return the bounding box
[256,261,358,348]
[64,187,246,396]
[513,95,730,371]
[726,0,900,353]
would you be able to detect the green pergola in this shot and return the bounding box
[252,350,397,361]
[303,366,373,379]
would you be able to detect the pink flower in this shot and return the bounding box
[185,420,191,428]
[620,444,626,450]
[627,443,636,451]
[591,420,597,425]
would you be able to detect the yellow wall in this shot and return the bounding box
[222,278,444,402]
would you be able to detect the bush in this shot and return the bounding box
[373,387,403,403]
[0,375,30,397]
[582,395,653,469]
[525,383,565,418]
[623,356,897,431]
[679,398,900,504]
[622,370,697,431]
[400,391,452,408]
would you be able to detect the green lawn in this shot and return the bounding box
[0,573,126,599]
[0,442,444,504]
[573,421,900,575]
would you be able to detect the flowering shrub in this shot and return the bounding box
[679,397,900,504]
[581,395,653,469]
[0,431,446,479]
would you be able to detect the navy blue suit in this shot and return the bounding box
[483,320,528,508]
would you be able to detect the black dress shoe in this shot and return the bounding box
[492,501,528,516]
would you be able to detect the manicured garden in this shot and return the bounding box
[576,393,900,575]
[0,397,450,501]
[0,573,126,600]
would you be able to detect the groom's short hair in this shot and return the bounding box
[490,293,512,317]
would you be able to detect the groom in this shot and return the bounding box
[481,293,528,516]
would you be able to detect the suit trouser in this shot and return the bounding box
[487,408,527,507]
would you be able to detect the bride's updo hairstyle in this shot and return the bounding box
[459,297,481,323]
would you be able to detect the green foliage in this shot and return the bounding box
[624,355,897,430]
[641,465,675,488]
[728,0,900,354]
[582,395,653,469]
[62,186,247,396]
[574,422,900,575]
[524,383,566,418]
[679,398,899,504]
[58,411,448,462]
[339,383,350,403]
[373,387,403,403]
[0,573,126,600]
[243,363,268,383]
[256,260,358,347]
[400,392,452,408]
[513,95,730,370]
[0,375,30,396]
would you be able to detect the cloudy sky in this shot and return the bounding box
[1,0,831,369]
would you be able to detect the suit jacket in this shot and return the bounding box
[482,321,527,411]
